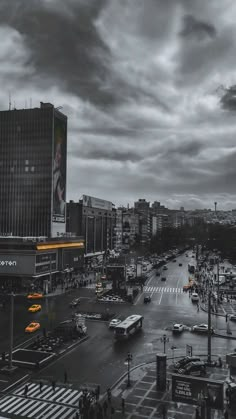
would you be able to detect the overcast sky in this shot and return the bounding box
[1,0,236,210]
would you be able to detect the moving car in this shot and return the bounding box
[109,318,121,329]
[192,324,214,334]
[25,321,40,333]
[161,277,166,281]
[191,293,199,302]
[156,271,160,276]
[28,304,41,313]
[183,283,194,291]
[172,324,184,333]
[69,298,80,308]
[27,293,43,300]
[163,265,168,270]
[179,263,182,267]
[174,356,201,370]
[144,295,151,303]
[173,259,177,263]
[178,361,206,376]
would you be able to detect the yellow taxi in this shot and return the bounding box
[183,281,195,291]
[28,304,41,313]
[25,322,40,333]
[27,293,43,300]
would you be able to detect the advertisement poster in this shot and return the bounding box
[52,116,67,223]
[83,194,113,211]
[172,374,223,410]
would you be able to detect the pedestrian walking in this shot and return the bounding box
[195,406,200,419]
[224,409,229,419]
[24,384,28,397]
[226,314,228,322]
[64,370,68,384]
[121,397,125,415]
[107,387,111,403]
[103,400,108,417]
[39,381,43,393]
[52,380,56,392]
[197,303,200,312]
[218,357,222,367]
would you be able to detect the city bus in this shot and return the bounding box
[114,315,144,340]
[188,263,195,274]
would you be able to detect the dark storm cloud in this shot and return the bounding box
[220,85,236,111]
[0,0,118,107]
[179,15,216,40]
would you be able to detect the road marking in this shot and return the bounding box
[3,374,29,393]
[0,379,8,382]
[158,292,163,305]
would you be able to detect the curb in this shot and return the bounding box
[103,352,221,398]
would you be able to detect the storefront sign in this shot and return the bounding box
[0,254,35,275]
[172,374,224,410]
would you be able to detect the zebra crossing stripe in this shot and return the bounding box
[18,400,40,416]
[62,389,79,404]
[67,391,83,405]
[28,402,48,416]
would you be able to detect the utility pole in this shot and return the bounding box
[207,291,211,364]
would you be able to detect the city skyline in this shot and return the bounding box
[1,0,236,210]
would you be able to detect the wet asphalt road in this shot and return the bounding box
[1,253,236,392]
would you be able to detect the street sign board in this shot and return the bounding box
[172,374,224,410]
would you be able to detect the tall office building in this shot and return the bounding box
[0,102,67,237]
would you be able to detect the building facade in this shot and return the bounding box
[134,199,151,246]
[0,102,67,238]
[0,236,84,293]
[66,195,116,264]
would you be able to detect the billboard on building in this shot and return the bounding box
[52,116,67,223]
[172,374,224,410]
[83,195,113,211]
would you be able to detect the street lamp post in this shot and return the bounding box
[9,292,14,370]
[126,352,133,387]
[161,334,169,354]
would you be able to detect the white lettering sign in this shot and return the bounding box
[0,260,17,267]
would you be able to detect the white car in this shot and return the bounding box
[173,323,184,333]
[192,324,214,334]
[229,314,236,321]
[109,319,121,329]
[191,293,199,302]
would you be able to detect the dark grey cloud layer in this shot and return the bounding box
[1,0,236,209]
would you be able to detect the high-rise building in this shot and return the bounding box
[0,102,67,237]
[134,199,151,246]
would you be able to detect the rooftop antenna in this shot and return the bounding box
[8,92,11,110]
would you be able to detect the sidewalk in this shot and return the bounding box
[102,359,228,419]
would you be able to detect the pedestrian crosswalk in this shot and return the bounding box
[143,286,183,294]
[0,382,85,418]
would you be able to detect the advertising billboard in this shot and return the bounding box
[172,374,224,410]
[52,116,67,223]
[83,195,113,211]
[0,254,35,275]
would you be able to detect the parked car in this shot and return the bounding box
[174,356,201,370]
[178,361,206,376]
[191,293,199,302]
[144,295,151,303]
[156,271,160,276]
[163,265,168,270]
[172,324,184,333]
[173,259,177,263]
[109,319,121,329]
[229,314,236,321]
[192,324,214,334]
